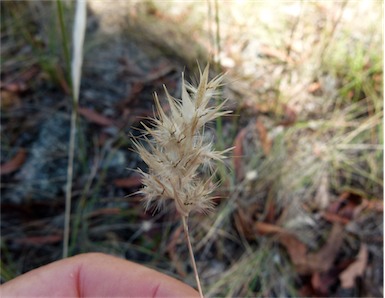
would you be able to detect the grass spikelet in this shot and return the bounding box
[133,64,231,297]
[134,65,230,217]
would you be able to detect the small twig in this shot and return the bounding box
[182,216,204,298]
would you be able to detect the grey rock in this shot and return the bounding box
[4,113,77,204]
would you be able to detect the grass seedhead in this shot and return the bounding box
[134,65,231,217]
[133,65,231,296]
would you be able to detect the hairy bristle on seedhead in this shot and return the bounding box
[133,65,231,217]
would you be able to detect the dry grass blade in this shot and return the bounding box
[63,0,87,259]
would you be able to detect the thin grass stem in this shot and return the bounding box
[182,216,204,298]
[63,0,87,259]
[56,0,71,86]
[63,107,77,258]
[206,0,214,62]
[214,0,221,62]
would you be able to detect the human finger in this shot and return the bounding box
[1,252,200,297]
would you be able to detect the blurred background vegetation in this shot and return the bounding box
[1,1,383,297]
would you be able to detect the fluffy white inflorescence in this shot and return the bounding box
[133,65,231,217]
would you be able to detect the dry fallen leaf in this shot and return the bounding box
[255,119,272,155]
[279,104,297,126]
[279,223,344,275]
[255,221,286,235]
[362,198,383,213]
[305,223,344,273]
[326,192,363,222]
[87,207,121,218]
[279,232,309,274]
[1,81,27,93]
[307,81,322,94]
[339,244,368,288]
[233,207,254,239]
[321,212,350,225]
[0,90,21,109]
[0,149,27,175]
[311,271,337,296]
[114,176,142,188]
[15,235,62,245]
[79,107,114,126]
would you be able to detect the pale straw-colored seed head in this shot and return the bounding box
[133,65,231,217]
